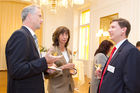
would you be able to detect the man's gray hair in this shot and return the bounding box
[21,5,40,22]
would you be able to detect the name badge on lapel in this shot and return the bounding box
[107,65,115,73]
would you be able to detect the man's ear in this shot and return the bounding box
[27,13,32,20]
[121,27,127,36]
[122,27,127,32]
[121,27,127,34]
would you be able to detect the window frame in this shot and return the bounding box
[78,9,90,60]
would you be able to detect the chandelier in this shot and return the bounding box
[23,0,85,12]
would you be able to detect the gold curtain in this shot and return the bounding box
[0,1,42,70]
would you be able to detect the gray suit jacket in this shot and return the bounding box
[45,46,75,93]
[90,53,107,93]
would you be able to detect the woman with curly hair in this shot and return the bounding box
[45,26,76,93]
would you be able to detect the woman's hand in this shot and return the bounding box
[70,68,77,75]
[95,69,102,79]
[61,63,75,70]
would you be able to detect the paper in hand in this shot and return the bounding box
[48,66,62,71]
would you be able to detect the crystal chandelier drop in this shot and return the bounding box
[23,0,84,12]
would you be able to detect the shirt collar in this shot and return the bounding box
[23,25,35,36]
[115,39,127,49]
[112,39,127,57]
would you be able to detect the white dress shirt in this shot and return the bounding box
[113,39,127,57]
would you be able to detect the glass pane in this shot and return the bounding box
[79,27,85,59]
[79,9,90,60]
[79,25,89,60]
[85,25,89,60]
[80,14,82,25]
[85,11,90,24]
[80,10,90,25]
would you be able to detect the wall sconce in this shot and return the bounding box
[96,29,110,37]
[96,29,103,37]
[103,31,110,36]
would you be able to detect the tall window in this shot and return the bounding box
[79,9,90,60]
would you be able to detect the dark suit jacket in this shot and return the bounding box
[5,26,48,93]
[98,40,140,93]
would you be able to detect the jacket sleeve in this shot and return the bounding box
[123,48,140,93]
[95,53,107,70]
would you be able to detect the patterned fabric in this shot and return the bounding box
[33,35,41,57]
[33,35,39,49]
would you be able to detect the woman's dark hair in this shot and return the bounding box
[94,40,113,56]
[136,41,140,47]
[52,26,70,47]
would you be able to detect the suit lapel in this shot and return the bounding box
[109,40,129,65]
[21,26,39,56]
[56,47,67,64]
[55,47,71,64]
[103,40,129,75]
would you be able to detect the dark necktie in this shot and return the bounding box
[98,47,116,93]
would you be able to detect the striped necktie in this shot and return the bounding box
[33,35,39,49]
[33,35,40,57]
[33,35,44,78]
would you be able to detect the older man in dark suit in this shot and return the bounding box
[97,18,140,93]
[5,5,62,93]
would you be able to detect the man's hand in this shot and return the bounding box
[45,48,63,64]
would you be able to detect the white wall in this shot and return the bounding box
[91,0,140,45]
[42,7,74,49]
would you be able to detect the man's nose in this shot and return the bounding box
[41,19,43,23]
[108,29,111,33]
